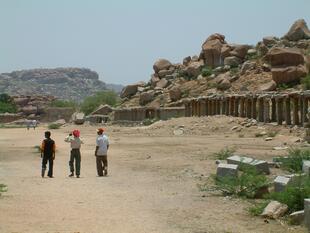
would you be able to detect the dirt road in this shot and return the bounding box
[0,118,307,233]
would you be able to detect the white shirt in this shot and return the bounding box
[96,134,109,156]
[65,136,83,149]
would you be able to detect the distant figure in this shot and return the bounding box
[40,131,56,178]
[95,128,109,176]
[26,120,31,130]
[32,120,37,129]
[65,129,83,178]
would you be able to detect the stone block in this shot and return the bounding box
[216,163,238,178]
[227,155,270,174]
[289,210,304,225]
[305,199,310,231]
[302,160,310,175]
[274,176,291,192]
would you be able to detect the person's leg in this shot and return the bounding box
[76,150,81,177]
[96,156,104,176]
[41,157,47,177]
[103,155,108,176]
[69,150,74,177]
[48,158,54,177]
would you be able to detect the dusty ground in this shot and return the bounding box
[0,116,308,233]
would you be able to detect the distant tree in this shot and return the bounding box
[0,93,17,113]
[80,90,119,115]
[50,99,77,108]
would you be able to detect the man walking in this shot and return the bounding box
[40,131,56,178]
[95,128,109,176]
[65,129,83,178]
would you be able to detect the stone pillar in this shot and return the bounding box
[304,97,309,123]
[285,96,291,125]
[300,95,304,126]
[252,97,257,120]
[246,97,252,119]
[221,97,226,115]
[234,97,239,117]
[225,97,230,116]
[207,98,212,116]
[217,99,221,115]
[258,96,264,122]
[276,97,284,125]
[200,99,206,116]
[229,97,234,116]
[209,99,214,115]
[293,97,299,126]
[239,96,245,117]
[264,98,270,123]
[214,98,218,115]
[271,98,277,122]
[305,199,310,231]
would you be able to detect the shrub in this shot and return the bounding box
[213,166,269,199]
[0,94,17,113]
[301,74,310,90]
[268,176,310,213]
[230,67,239,75]
[248,201,269,216]
[213,147,235,160]
[201,66,213,77]
[142,118,159,126]
[0,184,7,196]
[80,91,119,115]
[267,130,279,137]
[50,100,77,108]
[48,123,61,129]
[280,148,310,172]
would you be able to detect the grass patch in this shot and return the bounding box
[0,124,25,129]
[230,67,239,75]
[213,147,235,160]
[205,166,269,199]
[0,184,7,196]
[248,200,269,216]
[268,175,310,213]
[201,66,213,77]
[50,99,77,108]
[279,148,310,172]
[267,130,279,137]
[142,118,159,126]
[48,123,61,129]
[301,74,310,90]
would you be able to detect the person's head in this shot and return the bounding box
[72,129,80,138]
[45,131,51,139]
[97,128,104,135]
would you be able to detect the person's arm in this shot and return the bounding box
[107,138,109,150]
[95,146,99,156]
[40,140,45,158]
[52,143,56,160]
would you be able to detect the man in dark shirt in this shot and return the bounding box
[40,131,56,178]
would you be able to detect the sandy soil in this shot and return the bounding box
[0,116,308,233]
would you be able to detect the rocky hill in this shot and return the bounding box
[0,67,107,102]
[120,19,310,108]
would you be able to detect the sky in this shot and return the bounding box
[0,0,310,85]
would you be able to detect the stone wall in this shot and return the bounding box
[183,91,310,126]
[41,107,75,122]
[0,113,22,123]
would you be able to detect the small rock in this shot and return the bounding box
[173,128,184,136]
[261,201,288,219]
[265,137,273,141]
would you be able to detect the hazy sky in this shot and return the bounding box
[0,0,310,85]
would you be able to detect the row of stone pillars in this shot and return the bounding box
[184,93,310,126]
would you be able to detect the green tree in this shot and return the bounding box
[80,91,119,115]
[0,93,17,113]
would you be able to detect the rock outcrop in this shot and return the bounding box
[284,19,310,41]
[0,68,107,102]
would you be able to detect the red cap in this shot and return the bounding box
[97,128,104,134]
[72,129,80,137]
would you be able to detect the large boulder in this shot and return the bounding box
[185,61,204,77]
[150,74,160,87]
[156,78,169,89]
[263,36,278,47]
[21,105,38,115]
[72,112,85,125]
[230,44,250,59]
[153,59,172,73]
[259,81,277,91]
[272,65,307,84]
[261,201,288,219]
[224,56,242,67]
[265,47,305,66]
[120,84,140,98]
[201,33,226,68]
[13,97,29,106]
[169,86,182,102]
[215,73,231,90]
[139,91,154,105]
[284,19,310,41]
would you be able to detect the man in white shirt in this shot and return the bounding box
[95,128,109,176]
[65,129,83,178]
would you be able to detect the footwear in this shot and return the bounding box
[69,173,74,177]
[76,175,80,178]
[41,169,45,178]
[48,175,54,178]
